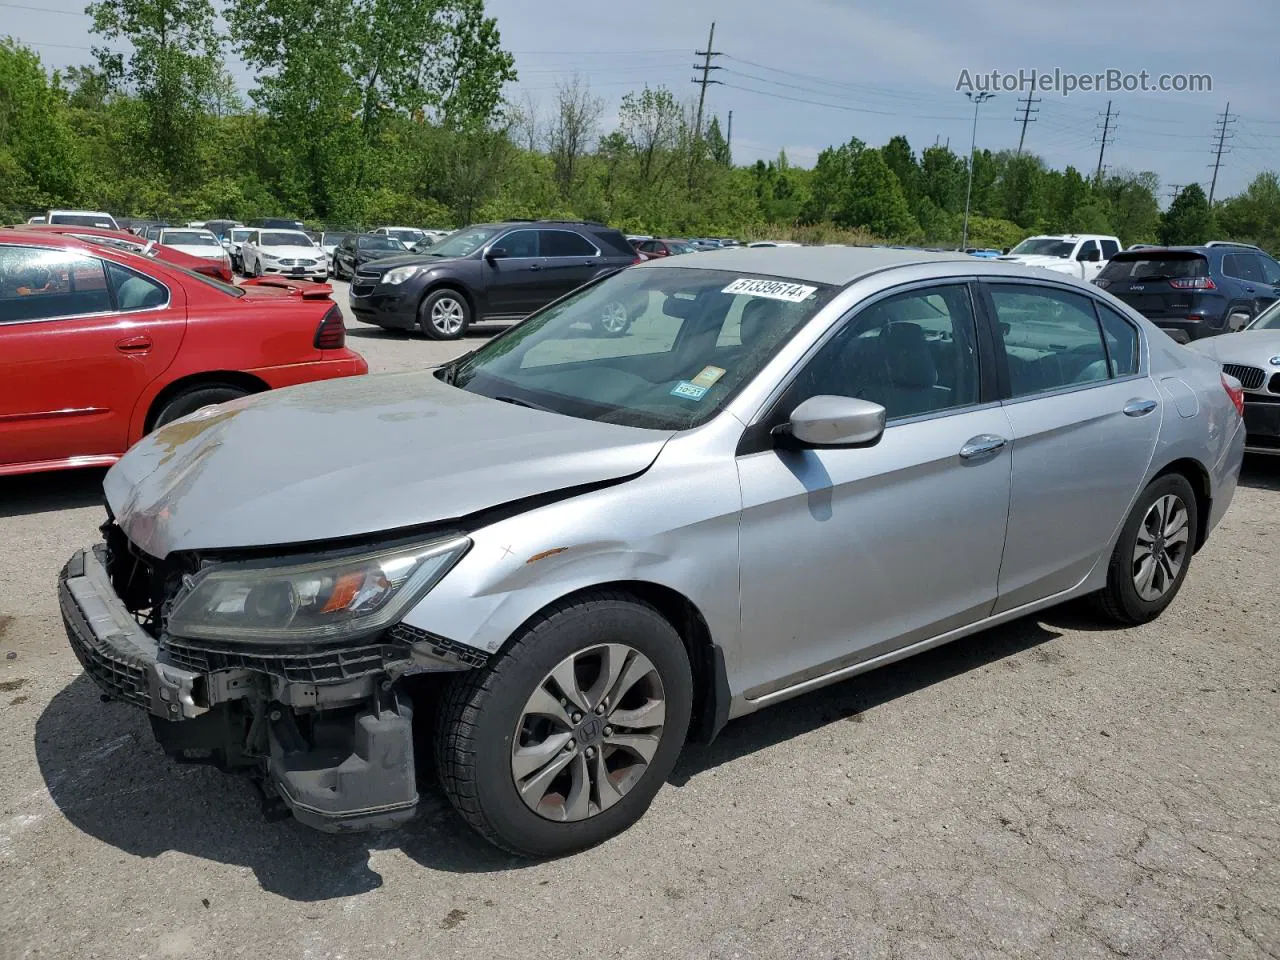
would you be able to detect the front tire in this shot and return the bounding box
[419,288,471,340]
[435,592,692,858]
[1091,473,1198,624]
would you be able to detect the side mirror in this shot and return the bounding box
[779,395,886,448]
[1002,247,1011,255]
[486,246,508,261]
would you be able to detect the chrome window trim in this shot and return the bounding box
[999,372,1149,407]
[538,229,602,260]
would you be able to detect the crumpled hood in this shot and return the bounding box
[1186,329,1280,366]
[105,373,673,557]
[997,254,1077,271]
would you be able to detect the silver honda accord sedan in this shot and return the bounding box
[59,246,1245,857]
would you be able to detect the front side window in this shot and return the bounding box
[105,261,169,311]
[495,230,539,258]
[451,266,838,429]
[781,285,981,421]
[1248,300,1280,330]
[1076,240,1100,262]
[541,230,598,258]
[1100,239,1121,259]
[0,246,112,323]
[990,285,1110,396]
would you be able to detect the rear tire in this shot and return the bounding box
[419,288,471,340]
[434,592,692,858]
[151,385,251,430]
[1091,473,1198,625]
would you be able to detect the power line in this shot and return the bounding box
[1094,100,1116,184]
[719,81,967,123]
[1207,101,1236,205]
[690,21,722,186]
[1014,94,1040,156]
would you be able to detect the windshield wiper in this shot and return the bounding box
[494,395,555,413]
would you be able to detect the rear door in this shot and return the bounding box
[538,229,602,301]
[483,229,547,318]
[980,280,1160,612]
[0,246,186,470]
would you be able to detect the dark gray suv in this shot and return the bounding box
[348,220,641,339]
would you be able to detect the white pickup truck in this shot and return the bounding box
[998,234,1122,281]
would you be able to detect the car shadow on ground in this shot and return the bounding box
[0,469,106,519]
[1239,454,1280,491]
[36,613,1061,897]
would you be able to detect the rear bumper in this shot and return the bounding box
[249,352,369,388]
[58,545,419,833]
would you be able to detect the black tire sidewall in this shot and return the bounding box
[153,386,249,430]
[1109,473,1199,622]
[456,600,692,857]
[419,289,470,340]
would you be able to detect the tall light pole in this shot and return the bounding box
[960,91,995,251]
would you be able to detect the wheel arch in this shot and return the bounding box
[495,580,730,746]
[1152,456,1212,551]
[417,281,477,322]
[143,370,271,433]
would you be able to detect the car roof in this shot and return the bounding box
[647,245,972,286]
[1109,245,1216,257]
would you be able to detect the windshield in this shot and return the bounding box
[424,226,500,258]
[450,266,837,430]
[359,236,408,251]
[385,229,423,243]
[322,232,351,246]
[1010,238,1075,257]
[51,214,115,228]
[261,231,314,247]
[160,230,219,247]
[230,229,252,242]
[1248,300,1280,330]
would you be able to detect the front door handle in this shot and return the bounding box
[959,434,1008,460]
[1123,398,1158,417]
[528,263,542,271]
[116,335,152,354]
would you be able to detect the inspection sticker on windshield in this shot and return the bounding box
[671,381,708,401]
[722,278,817,302]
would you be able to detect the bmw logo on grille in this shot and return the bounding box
[1270,356,1280,366]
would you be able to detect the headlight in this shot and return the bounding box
[261,252,279,261]
[166,535,470,644]
[383,265,422,285]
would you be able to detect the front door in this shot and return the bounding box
[736,282,1012,699]
[980,281,1161,611]
[483,229,547,318]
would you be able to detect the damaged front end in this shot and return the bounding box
[58,520,482,833]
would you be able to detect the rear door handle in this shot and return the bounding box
[1123,398,1158,417]
[116,335,152,354]
[959,434,1008,460]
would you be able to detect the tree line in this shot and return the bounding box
[1,0,1277,252]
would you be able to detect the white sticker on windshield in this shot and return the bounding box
[722,278,817,303]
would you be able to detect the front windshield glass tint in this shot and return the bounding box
[426,226,500,258]
[1249,300,1280,330]
[451,266,837,430]
[323,232,351,245]
[386,229,422,243]
[1010,238,1075,257]
[360,236,407,251]
[161,231,219,247]
[230,229,252,242]
[261,231,313,247]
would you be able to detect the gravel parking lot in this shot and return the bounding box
[2,281,1278,960]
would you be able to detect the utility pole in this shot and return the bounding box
[961,91,995,251]
[1094,100,1116,184]
[1167,184,1185,204]
[1014,93,1040,156]
[1208,102,1235,205]
[726,109,733,163]
[691,22,722,154]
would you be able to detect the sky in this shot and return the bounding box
[7,0,1280,202]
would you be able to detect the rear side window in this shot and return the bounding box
[1076,240,1100,262]
[0,246,112,323]
[1096,303,1140,376]
[541,230,598,258]
[1097,255,1208,282]
[105,262,169,311]
[1222,253,1264,283]
[989,285,1110,397]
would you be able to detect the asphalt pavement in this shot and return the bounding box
[1,283,1277,959]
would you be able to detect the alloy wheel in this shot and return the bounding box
[511,643,666,822]
[431,296,466,335]
[1132,493,1190,601]
[599,301,630,334]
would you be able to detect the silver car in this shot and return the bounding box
[59,247,1244,857]
[1186,299,1280,454]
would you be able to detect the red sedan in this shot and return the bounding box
[0,230,367,477]
[9,223,235,284]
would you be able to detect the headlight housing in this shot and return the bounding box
[166,535,470,644]
[383,265,422,285]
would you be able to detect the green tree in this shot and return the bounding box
[802,136,864,223]
[919,144,966,214]
[0,40,83,213]
[1160,183,1215,246]
[87,0,222,183]
[880,135,919,206]
[844,148,917,237]
[1099,169,1160,245]
[706,115,730,166]
[1216,172,1280,252]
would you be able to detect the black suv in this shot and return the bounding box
[1095,242,1280,342]
[348,220,640,339]
[331,232,411,280]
